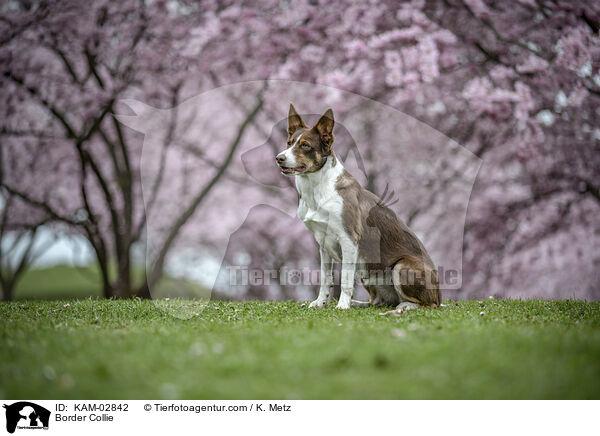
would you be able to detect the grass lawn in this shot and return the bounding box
[11,265,105,299]
[11,265,208,300]
[1,299,599,399]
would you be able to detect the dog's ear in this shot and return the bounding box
[313,108,334,151]
[288,103,307,136]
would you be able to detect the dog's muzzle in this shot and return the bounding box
[275,154,306,175]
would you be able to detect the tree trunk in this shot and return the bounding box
[97,260,113,299]
[113,255,131,298]
[1,280,14,301]
[102,282,113,299]
[134,280,152,299]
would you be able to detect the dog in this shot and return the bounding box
[275,104,440,314]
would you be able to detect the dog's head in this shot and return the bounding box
[275,104,334,176]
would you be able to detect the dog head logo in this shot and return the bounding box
[3,402,50,433]
[116,80,480,312]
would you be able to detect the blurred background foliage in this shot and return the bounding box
[1,0,599,301]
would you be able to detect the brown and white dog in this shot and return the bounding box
[276,104,440,314]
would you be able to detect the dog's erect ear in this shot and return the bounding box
[288,103,307,136]
[313,108,334,150]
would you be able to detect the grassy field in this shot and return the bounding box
[11,265,105,299]
[11,265,208,300]
[1,298,599,399]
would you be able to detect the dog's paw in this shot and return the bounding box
[309,299,327,308]
[379,302,418,316]
[335,302,351,310]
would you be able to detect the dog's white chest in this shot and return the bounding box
[295,159,346,262]
[298,199,343,262]
[298,199,334,235]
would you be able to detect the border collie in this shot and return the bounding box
[276,105,440,314]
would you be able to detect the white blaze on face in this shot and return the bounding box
[277,132,305,167]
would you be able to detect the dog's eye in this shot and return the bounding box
[301,142,310,149]
[287,140,292,146]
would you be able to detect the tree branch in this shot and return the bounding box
[146,90,265,287]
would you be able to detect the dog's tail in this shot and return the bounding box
[351,299,371,308]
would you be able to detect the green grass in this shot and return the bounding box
[11,265,208,300]
[1,299,599,399]
[12,265,105,299]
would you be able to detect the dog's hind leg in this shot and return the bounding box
[380,258,440,316]
[391,257,441,308]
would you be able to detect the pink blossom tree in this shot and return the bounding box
[2,0,598,300]
[192,0,600,299]
[1,0,205,298]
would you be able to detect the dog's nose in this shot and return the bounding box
[276,155,286,164]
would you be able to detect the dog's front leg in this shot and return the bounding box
[309,247,333,308]
[337,241,358,310]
